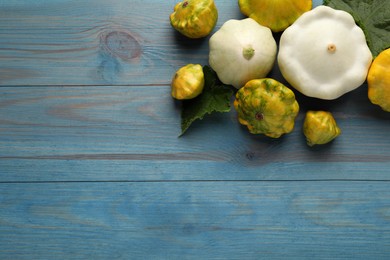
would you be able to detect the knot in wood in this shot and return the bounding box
[101,30,141,60]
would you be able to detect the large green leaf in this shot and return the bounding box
[180,66,235,136]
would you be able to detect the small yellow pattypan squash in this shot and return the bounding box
[234,78,299,138]
[171,64,204,100]
[367,48,390,112]
[278,6,373,100]
[303,111,341,146]
[170,0,218,39]
[209,18,277,89]
[238,0,312,32]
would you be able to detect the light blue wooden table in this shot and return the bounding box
[1,0,389,259]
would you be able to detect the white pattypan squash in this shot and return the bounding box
[209,18,277,89]
[278,6,373,100]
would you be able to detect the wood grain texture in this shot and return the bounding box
[0,0,324,86]
[0,85,390,181]
[1,181,390,259]
[0,0,242,86]
[1,0,390,259]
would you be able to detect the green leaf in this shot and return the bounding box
[324,0,390,57]
[180,66,235,136]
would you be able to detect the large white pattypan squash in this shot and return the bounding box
[278,6,372,100]
[209,18,277,89]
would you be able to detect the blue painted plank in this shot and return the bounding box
[0,85,390,181]
[0,181,389,259]
[1,1,390,259]
[0,0,237,85]
[0,0,323,86]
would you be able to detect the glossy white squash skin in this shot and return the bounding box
[278,6,372,100]
[209,18,277,89]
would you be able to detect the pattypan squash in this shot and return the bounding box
[234,78,299,138]
[238,0,312,32]
[278,6,373,100]
[171,64,204,100]
[303,111,341,146]
[209,18,277,89]
[170,0,218,39]
[367,48,390,112]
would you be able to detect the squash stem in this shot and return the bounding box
[327,43,336,53]
[255,112,264,120]
[243,46,255,60]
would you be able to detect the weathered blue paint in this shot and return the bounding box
[1,0,389,259]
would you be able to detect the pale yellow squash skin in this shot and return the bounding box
[170,0,218,39]
[171,64,204,100]
[368,48,390,112]
[238,0,312,32]
[303,111,341,147]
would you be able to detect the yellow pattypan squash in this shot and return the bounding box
[170,0,218,39]
[171,64,204,100]
[238,0,312,32]
[234,78,299,138]
[367,48,390,112]
[303,111,341,147]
